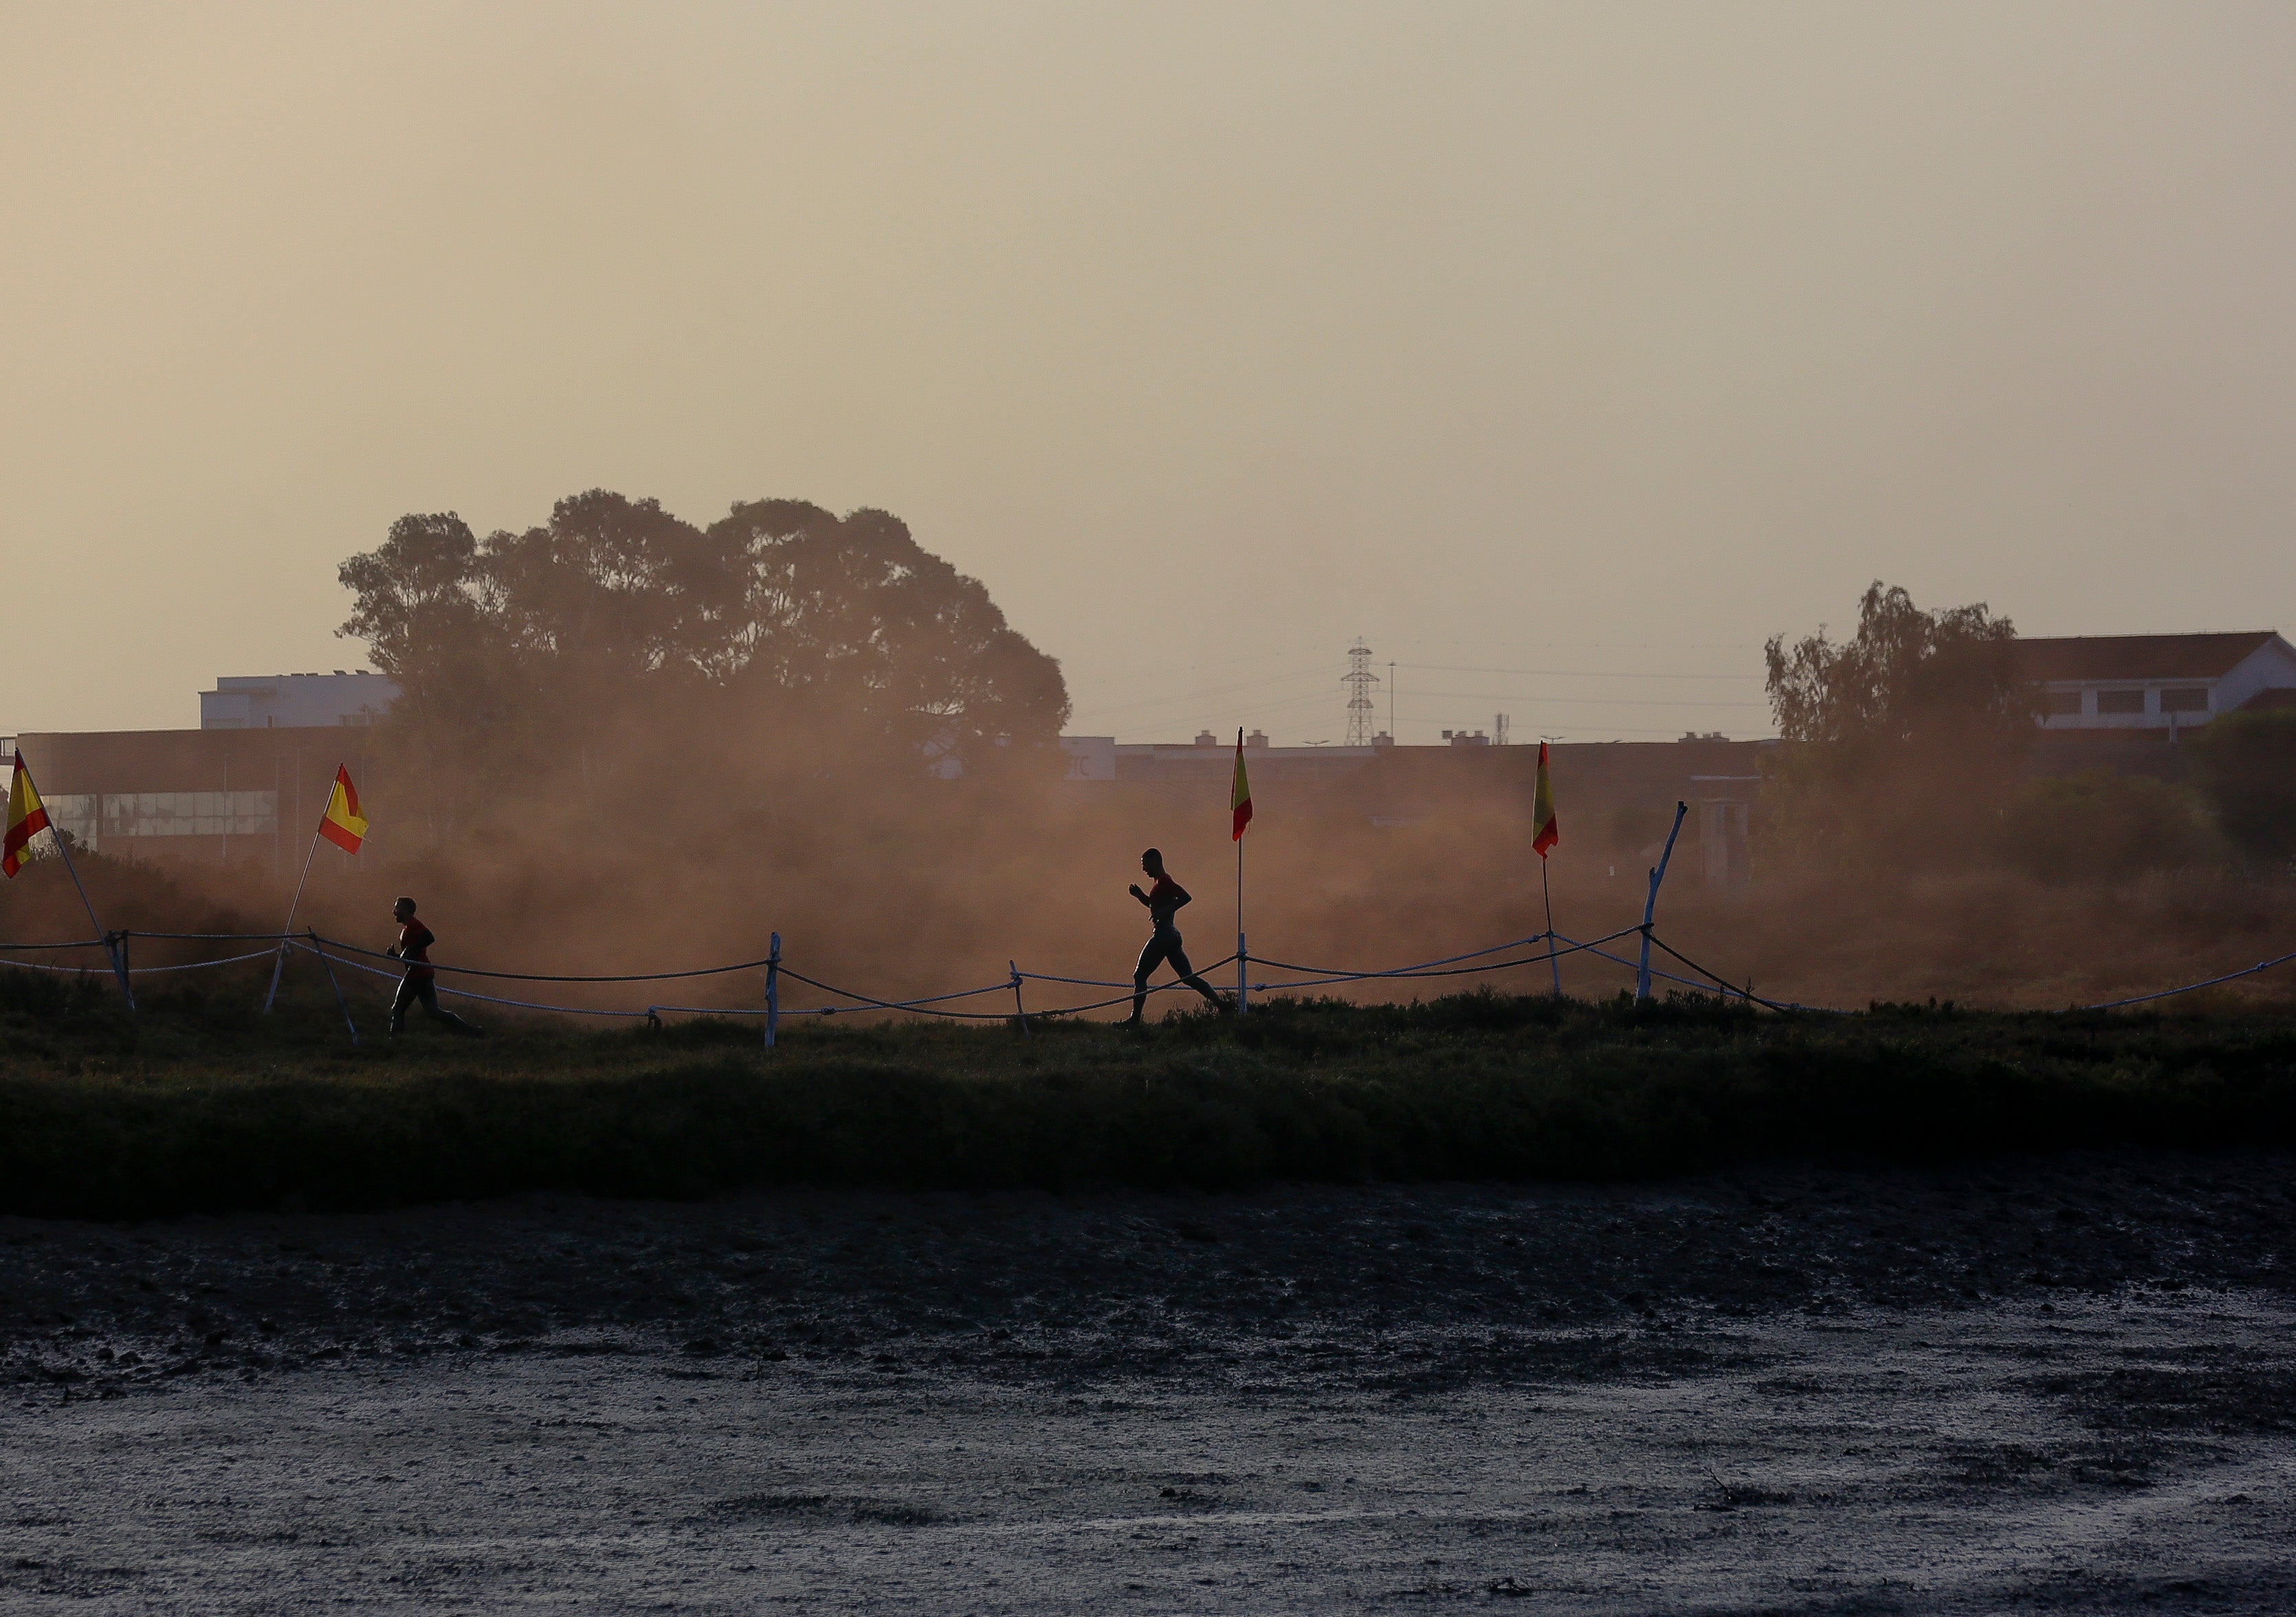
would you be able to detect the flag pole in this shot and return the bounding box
[264,818,327,1013]
[1541,853,1560,999]
[43,792,133,1009]
[1235,830,1246,1016]
[1233,726,1248,1017]
[11,752,131,1006]
[1531,738,1562,1001]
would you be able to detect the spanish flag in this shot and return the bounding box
[317,765,368,855]
[1531,740,1558,857]
[1230,728,1253,842]
[3,751,52,878]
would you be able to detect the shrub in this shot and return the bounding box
[5,989,2296,1220]
[1998,771,2223,885]
[2189,710,2296,867]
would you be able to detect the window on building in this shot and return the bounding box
[100,791,278,839]
[2097,689,2145,714]
[2161,687,2209,714]
[2044,690,2084,716]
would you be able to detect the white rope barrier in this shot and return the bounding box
[316,945,655,1018]
[2078,947,2296,1012]
[126,947,283,976]
[1244,927,1651,993]
[0,946,280,978]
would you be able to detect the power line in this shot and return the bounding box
[1074,663,1762,722]
[1396,661,1757,681]
[1068,663,1334,723]
[1383,635,1765,653]
[1402,689,1764,709]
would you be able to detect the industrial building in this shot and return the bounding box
[6,673,395,870]
[4,727,385,874]
[199,671,398,730]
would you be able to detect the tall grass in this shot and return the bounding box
[4,965,2295,1220]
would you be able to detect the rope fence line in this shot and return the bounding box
[1017,956,1238,990]
[309,943,1235,1024]
[123,946,285,978]
[774,967,1027,1018]
[4,919,2295,1025]
[301,935,779,984]
[1246,933,1549,979]
[317,946,656,1019]
[1642,934,1825,1013]
[0,945,281,978]
[1548,934,1744,1002]
[1245,927,1650,993]
[2077,947,2296,1013]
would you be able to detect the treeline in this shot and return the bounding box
[1759,583,2296,883]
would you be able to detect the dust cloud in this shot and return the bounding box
[5,718,2286,1018]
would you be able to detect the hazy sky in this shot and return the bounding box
[5,3,2293,742]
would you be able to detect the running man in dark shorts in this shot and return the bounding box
[1123,848,1230,1026]
[386,896,483,1038]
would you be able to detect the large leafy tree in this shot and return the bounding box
[1759,582,2034,872]
[1764,582,2029,746]
[708,499,1069,764]
[481,490,732,692]
[338,490,1068,780]
[335,512,500,730]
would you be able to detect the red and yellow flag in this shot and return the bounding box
[3,751,52,878]
[1230,729,1253,842]
[317,765,368,854]
[1531,740,1559,857]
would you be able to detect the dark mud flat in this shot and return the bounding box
[4,1150,2295,1613]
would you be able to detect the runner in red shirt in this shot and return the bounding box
[1123,848,1230,1026]
[386,896,483,1038]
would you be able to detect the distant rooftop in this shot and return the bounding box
[2011,632,2281,683]
[201,670,397,730]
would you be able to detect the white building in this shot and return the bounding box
[2017,632,2296,732]
[200,671,398,730]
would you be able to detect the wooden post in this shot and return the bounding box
[764,932,780,1049]
[1635,801,1689,1005]
[1010,960,1030,1035]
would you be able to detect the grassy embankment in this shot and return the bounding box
[3,963,2295,1221]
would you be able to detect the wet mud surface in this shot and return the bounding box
[5,1151,2295,1612]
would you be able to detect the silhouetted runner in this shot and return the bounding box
[386,896,483,1039]
[1124,848,1230,1026]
